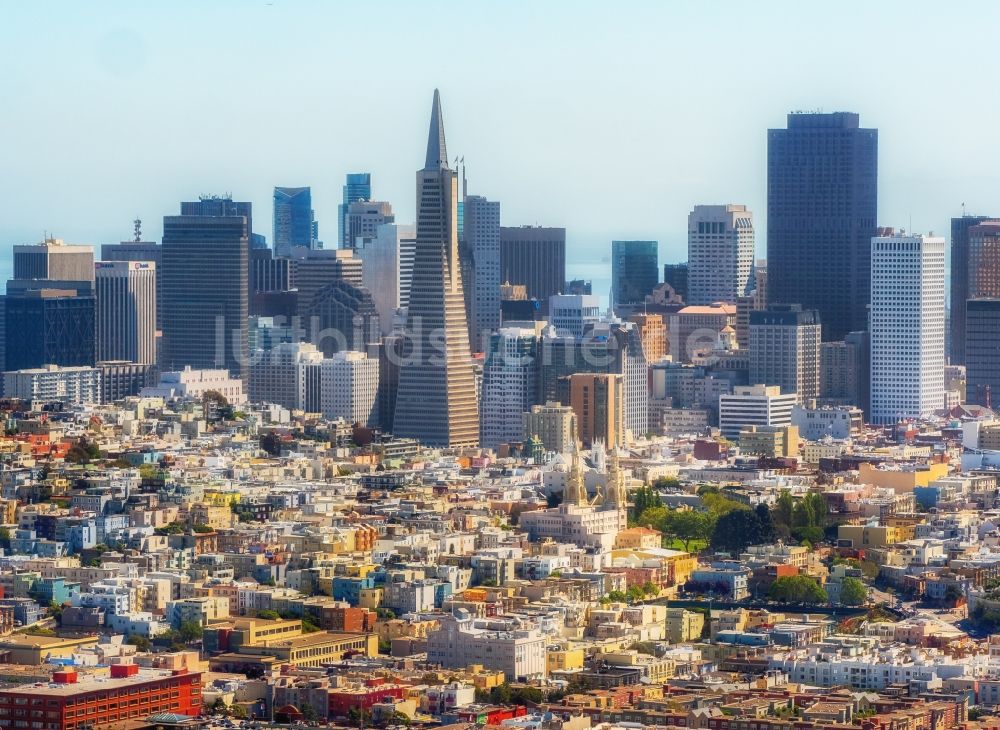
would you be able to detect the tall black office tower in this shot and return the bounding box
[950,215,994,365]
[767,112,877,341]
[161,196,249,377]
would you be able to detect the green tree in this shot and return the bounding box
[839,577,868,606]
[652,476,681,491]
[626,585,645,602]
[126,634,152,651]
[229,704,247,719]
[774,491,794,535]
[768,575,828,604]
[606,590,627,603]
[666,510,711,552]
[255,610,280,620]
[641,581,659,597]
[710,508,761,554]
[631,485,664,521]
[177,620,204,643]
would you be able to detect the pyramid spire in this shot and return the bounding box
[564,442,587,507]
[424,89,449,170]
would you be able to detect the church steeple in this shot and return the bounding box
[424,89,449,170]
[604,447,627,511]
[564,443,587,507]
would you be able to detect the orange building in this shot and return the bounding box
[628,313,667,364]
[569,373,624,448]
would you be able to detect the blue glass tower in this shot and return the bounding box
[273,186,316,255]
[339,173,372,247]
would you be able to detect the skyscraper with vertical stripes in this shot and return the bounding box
[392,90,480,447]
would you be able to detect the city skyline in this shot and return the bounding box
[1,2,995,279]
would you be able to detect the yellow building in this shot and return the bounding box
[858,461,949,494]
[665,608,704,643]
[614,527,662,550]
[210,631,378,671]
[547,646,585,675]
[0,634,99,665]
[600,650,675,683]
[189,502,234,530]
[838,523,916,549]
[739,425,800,458]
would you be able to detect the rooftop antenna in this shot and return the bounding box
[962,202,967,217]
[133,218,142,243]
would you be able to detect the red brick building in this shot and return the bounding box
[0,667,201,730]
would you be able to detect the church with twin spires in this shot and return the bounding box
[520,443,629,550]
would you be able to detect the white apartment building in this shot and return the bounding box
[718,384,797,440]
[141,366,246,405]
[3,364,101,405]
[870,233,945,425]
[687,204,755,305]
[426,612,547,681]
[480,327,538,449]
[320,351,379,426]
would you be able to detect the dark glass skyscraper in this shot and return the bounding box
[611,240,658,306]
[273,186,317,255]
[499,226,565,312]
[951,216,997,364]
[393,90,479,447]
[767,112,877,341]
[4,289,95,371]
[161,198,249,377]
[339,173,372,247]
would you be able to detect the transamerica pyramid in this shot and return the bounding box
[392,90,480,447]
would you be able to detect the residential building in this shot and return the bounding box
[611,240,658,306]
[248,341,324,411]
[321,351,379,427]
[94,260,156,364]
[161,197,249,377]
[718,384,797,440]
[739,424,799,458]
[522,402,577,454]
[393,90,480,447]
[427,613,546,681]
[3,365,101,405]
[767,112,878,341]
[687,205,754,305]
[749,304,821,400]
[96,360,155,404]
[869,233,945,425]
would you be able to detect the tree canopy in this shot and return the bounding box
[768,575,828,604]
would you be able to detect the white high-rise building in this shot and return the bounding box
[549,294,601,337]
[687,205,755,306]
[465,195,501,351]
[718,384,797,440]
[358,223,416,336]
[870,233,945,425]
[3,364,101,405]
[248,341,324,412]
[480,327,538,449]
[320,351,379,426]
[95,260,157,364]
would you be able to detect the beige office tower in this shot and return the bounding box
[687,204,755,306]
[95,261,157,364]
[569,373,624,448]
[392,90,480,447]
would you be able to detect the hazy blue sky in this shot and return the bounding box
[1,1,996,288]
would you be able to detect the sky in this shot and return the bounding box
[1,1,997,292]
